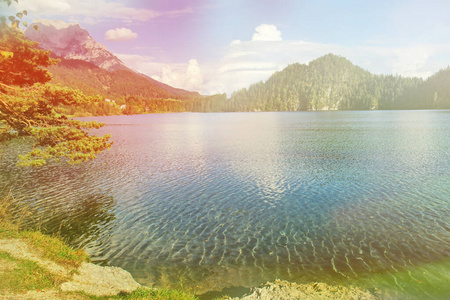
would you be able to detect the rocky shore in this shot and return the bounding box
[0,238,379,299]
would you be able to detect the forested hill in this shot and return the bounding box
[227,54,450,111]
[49,58,200,101]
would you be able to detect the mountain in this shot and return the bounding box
[228,54,431,111]
[25,19,127,72]
[24,19,200,103]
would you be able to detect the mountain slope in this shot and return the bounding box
[48,58,199,100]
[25,19,200,101]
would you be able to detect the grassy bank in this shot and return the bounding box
[0,194,198,300]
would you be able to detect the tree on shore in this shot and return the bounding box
[0,12,112,167]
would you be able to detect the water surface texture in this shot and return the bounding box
[1,111,449,298]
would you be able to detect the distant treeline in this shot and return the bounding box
[57,93,228,117]
[52,54,450,116]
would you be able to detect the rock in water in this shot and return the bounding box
[61,262,142,296]
[231,280,379,300]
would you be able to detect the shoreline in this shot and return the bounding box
[0,237,380,299]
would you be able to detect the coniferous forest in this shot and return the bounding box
[227,54,450,112]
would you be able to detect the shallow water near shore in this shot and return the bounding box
[1,111,449,299]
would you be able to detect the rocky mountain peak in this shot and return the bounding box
[24,19,128,72]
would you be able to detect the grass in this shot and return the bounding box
[21,229,90,267]
[85,287,198,300]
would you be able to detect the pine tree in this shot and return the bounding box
[0,17,112,166]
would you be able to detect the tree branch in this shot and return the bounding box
[0,82,17,90]
[0,95,34,127]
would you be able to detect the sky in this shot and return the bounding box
[4,0,450,95]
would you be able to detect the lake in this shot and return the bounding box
[1,111,449,299]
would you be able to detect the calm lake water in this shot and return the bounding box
[1,111,449,299]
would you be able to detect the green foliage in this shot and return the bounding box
[1,83,112,166]
[186,93,228,112]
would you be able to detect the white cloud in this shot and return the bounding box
[17,0,71,13]
[153,59,203,92]
[390,47,433,77]
[105,27,137,41]
[118,54,203,92]
[7,0,191,23]
[165,6,195,18]
[252,24,282,41]
[185,59,203,90]
[338,44,447,79]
